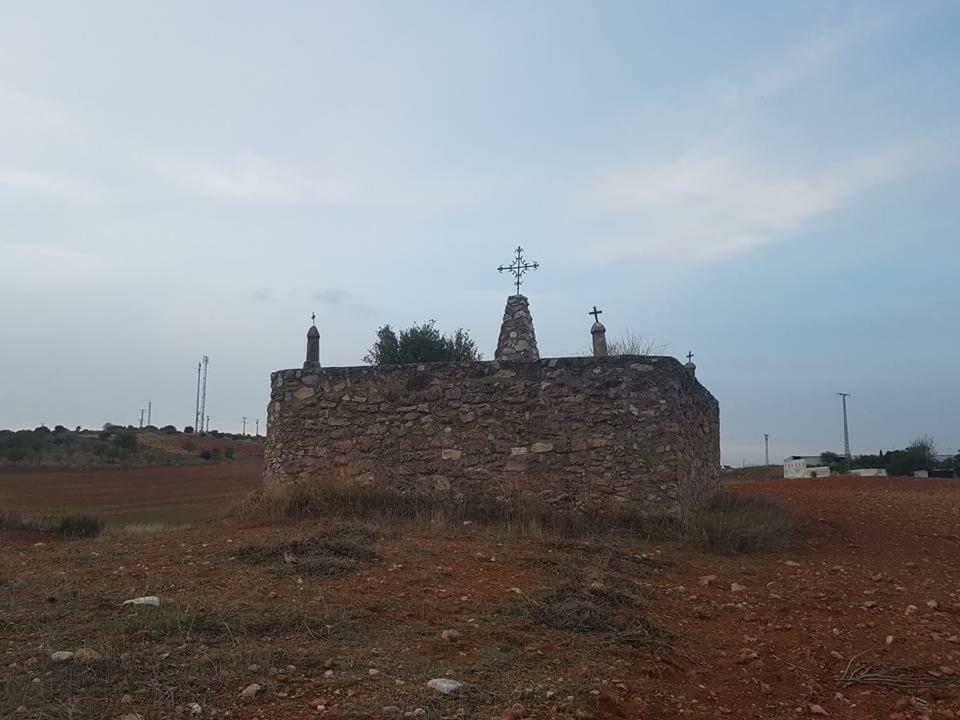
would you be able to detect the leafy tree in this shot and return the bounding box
[908,435,936,467]
[363,321,482,365]
[1,445,28,466]
[820,451,841,466]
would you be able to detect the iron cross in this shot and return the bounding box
[497,246,539,295]
[589,306,603,322]
[686,351,695,362]
[311,312,316,324]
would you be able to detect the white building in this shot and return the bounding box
[850,468,887,477]
[784,456,831,479]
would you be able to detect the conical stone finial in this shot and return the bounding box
[495,295,539,362]
[304,313,320,368]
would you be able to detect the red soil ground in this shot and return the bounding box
[1,476,958,719]
[0,455,263,522]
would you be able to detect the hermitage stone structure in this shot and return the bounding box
[264,249,720,517]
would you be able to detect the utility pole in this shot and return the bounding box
[147,401,151,427]
[199,356,209,435]
[837,392,851,473]
[241,416,247,436]
[764,433,770,466]
[206,415,210,433]
[138,408,145,429]
[194,362,201,431]
[255,418,260,437]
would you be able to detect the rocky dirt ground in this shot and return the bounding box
[1,476,959,720]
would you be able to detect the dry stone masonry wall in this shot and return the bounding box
[265,355,720,517]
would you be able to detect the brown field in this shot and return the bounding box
[2,475,960,720]
[0,456,263,524]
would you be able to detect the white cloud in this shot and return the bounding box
[591,139,954,261]
[0,170,105,203]
[151,152,357,206]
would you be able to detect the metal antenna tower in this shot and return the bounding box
[255,418,260,437]
[206,415,210,432]
[837,393,851,473]
[241,416,247,436]
[194,362,202,431]
[199,356,209,434]
[147,401,151,427]
[764,433,770,466]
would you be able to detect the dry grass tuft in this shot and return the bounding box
[233,477,681,540]
[517,581,668,646]
[686,492,795,554]
[236,525,382,577]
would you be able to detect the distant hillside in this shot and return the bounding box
[0,427,262,471]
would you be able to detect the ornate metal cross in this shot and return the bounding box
[589,305,603,323]
[497,246,539,295]
[311,312,316,324]
[686,351,695,362]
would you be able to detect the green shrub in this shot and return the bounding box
[55,514,105,538]
[199,449,212,460]
[210,448,222,460]
[224,447,235,460]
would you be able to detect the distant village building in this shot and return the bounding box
[783,456,831,479]
[850,468,887,477]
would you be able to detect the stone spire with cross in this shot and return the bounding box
[495,246,540,362]
[589,305,608,357]
[684,350,696,377]
[304,312,320,369]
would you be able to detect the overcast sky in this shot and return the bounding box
[2,1,958,464]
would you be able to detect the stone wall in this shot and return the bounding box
[265,355,720,517]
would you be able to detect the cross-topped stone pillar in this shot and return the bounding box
[495,295,539,362]
[494,246,541,362]
[684,350,697,378]
[589,305,608,357]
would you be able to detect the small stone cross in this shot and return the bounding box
[311,312,316,325]
[686,351,695,362]
[589,306,603,323]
